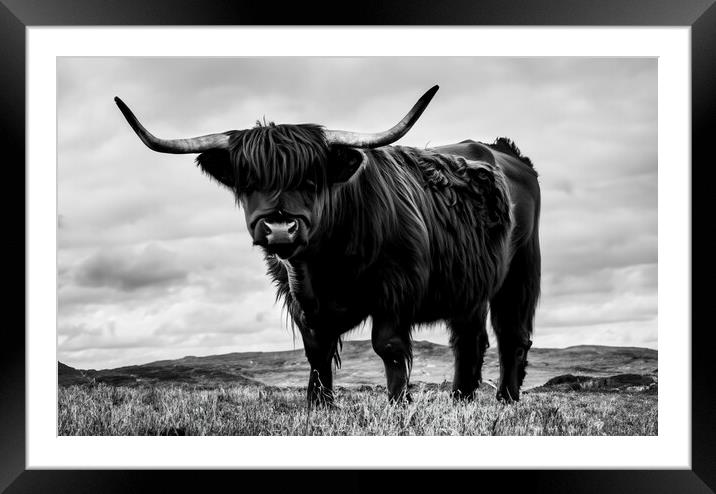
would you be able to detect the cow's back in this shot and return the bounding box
[433,140,540,251]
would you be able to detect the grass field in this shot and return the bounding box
[58,383,657,436]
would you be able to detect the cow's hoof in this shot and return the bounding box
[496,388,519,404]
[307,391,335,409]
[307,399,336,410]
[451,389,477,402]
[388,392,413,405]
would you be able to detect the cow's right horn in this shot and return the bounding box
[115,97,232,154]
[324,85,439,149]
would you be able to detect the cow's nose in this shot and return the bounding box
[264,220,298,244]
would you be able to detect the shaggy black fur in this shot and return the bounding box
[194,123,541,405]
[488,137,537,174]
[229,123,329,193]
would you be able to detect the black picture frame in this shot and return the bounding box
[3,1,714,492]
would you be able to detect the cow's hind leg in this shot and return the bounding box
[372,318,413,403]
[449,306,489,400]
[490,238,540,403]
[299,325,339,407]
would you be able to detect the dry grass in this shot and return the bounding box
[58,383,657,436]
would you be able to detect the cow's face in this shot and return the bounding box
[195,133,365,260]
[237,146,365,260]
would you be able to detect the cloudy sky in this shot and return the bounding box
[57,57,657,370]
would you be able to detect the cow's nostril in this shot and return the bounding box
[287,220,298,234]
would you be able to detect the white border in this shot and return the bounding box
[27,27,691,469]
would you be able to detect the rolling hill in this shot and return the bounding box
[58,340,657,390]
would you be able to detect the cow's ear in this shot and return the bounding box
[195,149,235,190]
[328,146,365,184]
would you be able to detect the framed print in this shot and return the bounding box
[4,0,715,492]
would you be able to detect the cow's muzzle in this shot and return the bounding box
[263,219,298,245]
[253,216,308,259]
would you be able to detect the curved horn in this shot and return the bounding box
[114,97,231,154]
[323,85,439,148]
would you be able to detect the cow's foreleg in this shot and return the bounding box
[300,326,338,408]
[372,319,412,403]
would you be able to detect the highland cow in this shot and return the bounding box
[115,86,541,405]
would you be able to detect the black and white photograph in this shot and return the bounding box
[57,56,658,436]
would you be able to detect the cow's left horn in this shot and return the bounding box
[324,85,439,149]
[114,97,231,153]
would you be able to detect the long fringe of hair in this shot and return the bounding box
[228,123,329,196]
